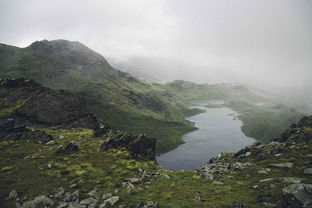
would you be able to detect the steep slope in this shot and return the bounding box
[0,40,199,153]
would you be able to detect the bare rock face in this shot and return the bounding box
[0,78,102,141]
[99,133,156,161]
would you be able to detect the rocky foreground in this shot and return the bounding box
[1,79,312,207]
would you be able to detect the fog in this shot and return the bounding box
[0,0,311,101]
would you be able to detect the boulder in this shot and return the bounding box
[282,183,312,207]
[99,133,156,160]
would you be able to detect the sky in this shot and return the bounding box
[0,0,311,97]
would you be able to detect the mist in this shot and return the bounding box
[1,0,311,101]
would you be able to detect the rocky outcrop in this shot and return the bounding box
[99,133,156,161]
[282,183,312,207]
[0,78,103,141]
[275,116,312,143]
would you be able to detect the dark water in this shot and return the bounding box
[157,101,255,170]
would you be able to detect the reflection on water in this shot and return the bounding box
[157,100,255,170]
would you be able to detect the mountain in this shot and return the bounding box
[1,81,312,207]
[0,39,309,153]
[0,40,201,153]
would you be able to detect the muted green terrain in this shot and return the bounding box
[1,125,312,207]
[0,40,310,154]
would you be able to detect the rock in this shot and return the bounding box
[99,133,156,160]
[304,168,312,175]
[63,192,72,202]
[68,202,86,208]
[268,162,294,169]
[257,168,271,174]
[128,177,143,185]
[54,187,66,199]
[55,142,79,155]
[80,197,98,206]
[212,181,224,185]
[282,183,312,207]
[102,193,113,200]
[194,192,201,201]
[244,152,251,157]
[259,178,275,183]
[71,190,80,201]
[162,174,171,180]
[23,195,54,208]
[6,190,18,200]
[280,177,302,184]
[57,202,68,208]
[104,196,119,207]
[262,202,277,208]
[87,189,102,200]
[93,123,110,137]
[46,140,56,145]
[135,201,144,208]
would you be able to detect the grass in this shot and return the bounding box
[1,127,312,207]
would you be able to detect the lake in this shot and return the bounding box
[157,101,255,170]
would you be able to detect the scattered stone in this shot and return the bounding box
[269,184,276,189]
[102,193,113,200]
[59,135,65,139]
[54,187,66,199]
[258,168,271,174]
[304,168,312,175]
[80,197,98,206]
[70,184,78,189]
[23,195,54,208]
[262,202,277,208]
[194,192,201,201]
[57,202,68,208]
[259,178,275,183]
[104,196,119,207]
[282,183,312,207]
[212,181,224,185]
[46,140,56,145]
[280,177,302,184]
[87,189,102,200]
[252,185,259,189]
[268,162,294,169]
[68,202,86,208]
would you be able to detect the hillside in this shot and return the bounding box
[1,79,312,207]
[0,40,309,153]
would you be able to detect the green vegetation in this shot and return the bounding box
[1,127,312,207]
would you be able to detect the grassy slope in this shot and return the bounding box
[161,80,310,142]
[1,127,312,207]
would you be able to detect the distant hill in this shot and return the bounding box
[0,39,309,153]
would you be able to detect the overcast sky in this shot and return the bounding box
[0,0,311,94]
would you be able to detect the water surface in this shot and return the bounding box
[157,101,255,170]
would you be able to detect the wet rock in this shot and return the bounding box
[99,133,156,160]
[55,142,79,155]
[268,162,294,169]
[282,183,312,207]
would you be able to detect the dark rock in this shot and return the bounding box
[282,183,312,207]
[0,78,98,130]
[93,123,110,137]
[22,195,54,208]
[99,133,156,161]
[55,142,79,155]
